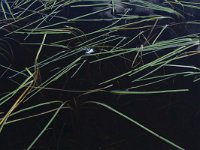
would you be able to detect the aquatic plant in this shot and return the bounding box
[0,0,200,149]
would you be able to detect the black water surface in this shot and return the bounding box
[1,1,200,150]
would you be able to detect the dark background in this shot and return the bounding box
[1,1,200,149]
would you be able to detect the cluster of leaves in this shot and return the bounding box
[0,0,200,149]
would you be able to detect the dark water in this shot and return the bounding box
[1,1,200,150]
